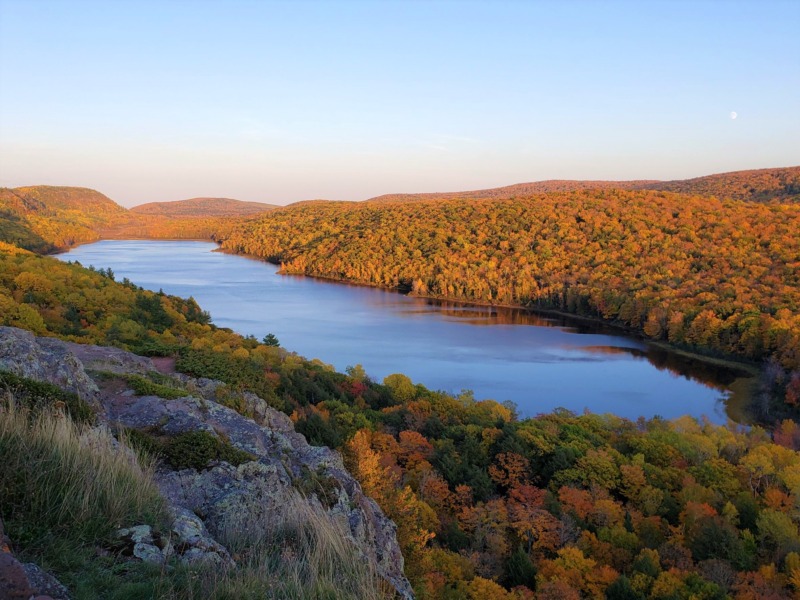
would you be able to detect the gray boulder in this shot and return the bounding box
[0,327,414,599]
[0,326,98,404]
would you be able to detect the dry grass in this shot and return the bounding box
[206,491,394,599]
[0,397,167,549]
[0,393,396,599]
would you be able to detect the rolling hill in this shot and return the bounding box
[367,179,659,202]
[0,186,128,217]
[367,166,800,204]
[220,187,800,369]
[0,186,129,250]
[643,166,800,202]
[131,197,278,217]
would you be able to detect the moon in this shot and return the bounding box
[730,111,738,120]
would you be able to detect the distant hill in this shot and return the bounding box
[0,187,274,249]
[643,166,800,203]
[367,180,658,203]
[367,166,800,204]
[0,186,128,216]
[0,186,128,251]
[131,197,278,217]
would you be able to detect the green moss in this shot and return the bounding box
[217,439,256,467]
[293,465,342,509]
[165,430,220,470]
[124,428,255,471]
[121,427,165,460]
[0,370,95,423]
[125,374,187,400]
[214,385,253,418]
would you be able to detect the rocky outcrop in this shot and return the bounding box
[0,327,414,599]
[171,374,292,431]
[0,517,69,600]
[62,341,156,377]
[108,380,411,597]
[113,513,234,568]
[0,327,99,404]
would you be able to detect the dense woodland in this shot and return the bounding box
[0,186,253,250]
[221,190,800,372]
[2,242,800,597]
[367,180,661,203]
[646,168,800,204]
[368,166,800,204]
[0,186,129,251]
[2,167,800,597]
[130,197,277,217]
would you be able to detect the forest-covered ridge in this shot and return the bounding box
[0,186,131,252]
[220,189,800,372]
[3,233,800,599]
[0,185,128,214]
[0,185,256,251]
[367,179,660,203]
[130,197,278,217]
[3,166,799,373]
[367,166,800,204]
[648,167,800,203]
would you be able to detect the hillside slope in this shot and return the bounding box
[221,189,800,369]
[0,326,411,599]
[0,186,129,250]
[368,179,658,203]
[131,197,278,217]
[1,185,128,215]
[644,166,800,203]
[0,186,250,249]
[367,166,800,204]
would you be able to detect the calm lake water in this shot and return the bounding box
[57,240,753,423]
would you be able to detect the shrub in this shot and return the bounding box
[125,374,187,400]
[126,428,255,471]
[0,370,94,423]
[293,465,342,509]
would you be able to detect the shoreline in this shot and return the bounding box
[54,237,763,424]
[50,235,217,256]
[56,236,762,377]
[240,251,761,376]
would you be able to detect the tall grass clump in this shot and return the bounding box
[204,491,393,599]
[0,393,394,598]
[0,369,95,423]
[0,396,167,553]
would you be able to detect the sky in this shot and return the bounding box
[1,0,798,207]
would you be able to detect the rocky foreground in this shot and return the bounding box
[0,326,413,599]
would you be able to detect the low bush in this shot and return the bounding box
[125,374,187,400]
[293,465,342,509]
[125,427,255,471]
[0,370,95,423]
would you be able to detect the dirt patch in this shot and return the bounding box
[151,357,176,375]
[91,375,137,419]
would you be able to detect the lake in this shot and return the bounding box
[57,240,753,423]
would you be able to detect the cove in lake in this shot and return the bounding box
[57,240,754,424]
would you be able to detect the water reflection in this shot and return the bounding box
[582,345,750,387]
[57,240,755,424]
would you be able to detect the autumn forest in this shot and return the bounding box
[2,166,800,598]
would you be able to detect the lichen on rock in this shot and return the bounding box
[0,326,414,599]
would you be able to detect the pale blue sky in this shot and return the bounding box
[1,0,798,206]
